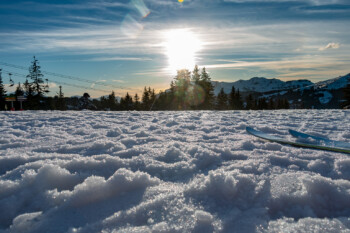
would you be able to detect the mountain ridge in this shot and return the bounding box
[212,73,350,95]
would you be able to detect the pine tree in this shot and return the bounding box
[174,69,191,110]
[14,82,24,97]
[169,81,176,110]
[276,98,289,109]
[257,97,268,110]
[191,65,200,84]
[149,87,156,110]
[56,86,66,110]
[235,89,243,110]
[107,91,118,110]
[154,91,168,110]
[216,88,228,110]
[23,78,35,109]
[246,94,255,110]
[228,86,236,110]
[198,67,215,110]
[27,56,48,97]
[283,98,290,109]
[134,93,140,110]
[0,69,6,110]
[120,92,133,110]
[142,86,150,110]
[100,96,108,110]
[268,98,275,110]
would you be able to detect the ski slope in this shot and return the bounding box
[1,110,350,232]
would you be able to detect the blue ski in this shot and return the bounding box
[246,127,350,154]
[289,129,350,149]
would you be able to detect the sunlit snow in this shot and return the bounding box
[1,110,350,232]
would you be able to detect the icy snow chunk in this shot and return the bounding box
[307,159,332,175]
[335,159,350,179]
[51,168,160,207]
[106,127,123,137]
[218,148,248,160]
[192,147,221,170]
[270,173,350,219]
[266,217,350,233]
[186,169,268,209]
[165,119,179,127]
[121,138,138,148]
[10,211,42,232]
[263,142,282,151]
[34,164,82,191]
[193,210,215,233]
[156,147,188,163]
[135,130,149,138]
[238,140,257,150]
[152,222,176,233]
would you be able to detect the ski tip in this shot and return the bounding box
[246,127,256,135]
[288,129,297,135]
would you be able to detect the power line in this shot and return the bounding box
[1,70,117,94]
[0,61,134,91]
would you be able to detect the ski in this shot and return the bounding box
[289,129,350,149]
[246,127,350,154]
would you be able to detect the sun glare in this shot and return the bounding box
[164,29,201,74]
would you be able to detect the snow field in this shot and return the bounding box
[0,110,350,232]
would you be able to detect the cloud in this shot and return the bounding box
[319,42,340,51]
[112,80,125,83]
[89,56,152,62]
[223,0,342,5]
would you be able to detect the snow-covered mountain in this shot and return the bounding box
[212,73,350,95]
[212,77,312,95]
[313,73,350,90]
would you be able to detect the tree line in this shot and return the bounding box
[0,57,296,111]
[2,57,349,111]
[70,65,290,111]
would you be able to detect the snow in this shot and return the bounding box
[212,78,313,94]
[314,74,350,90]
[318,91,333,104]
[212,73,349,95]
[1,110,350,232]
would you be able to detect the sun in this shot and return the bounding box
[164,29,201,74]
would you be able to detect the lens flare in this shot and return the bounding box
[131,0,150,18]
[186,84,205,106]
[121,14,143,38]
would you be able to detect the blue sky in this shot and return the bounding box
[0,0,349,97]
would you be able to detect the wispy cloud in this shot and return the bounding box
[88,56,152,62]
[319,42,340,51]
[112,80,125,83]
[223,0,343,5]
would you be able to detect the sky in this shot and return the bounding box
[0,0,350,97]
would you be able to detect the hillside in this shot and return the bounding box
[212,74,350,95]
[212,78,313,95]
[211,73,350,109]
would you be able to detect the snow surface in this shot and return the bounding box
[1,110,350,233]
